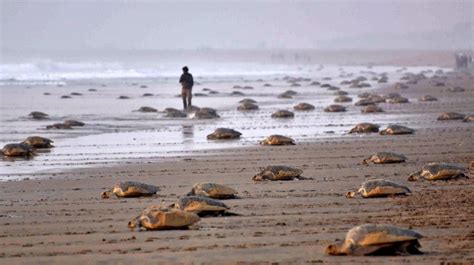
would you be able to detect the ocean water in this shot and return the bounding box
[0,52,445,179]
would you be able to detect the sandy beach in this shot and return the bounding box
[1,53,474,264]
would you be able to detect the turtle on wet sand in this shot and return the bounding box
[361,105,383,113]
[408,162,467,181]
[29,111,49,120]
[349,123,380,134]
[22,136,54,148]
[463,114,474,122]
[193,107,220,119]
[187,182,238,199]
[239,98,257,104]
[260,135,295,145]
[325,224,423,256]
[164,108,187,118]
[324,104,346,112]
[1,143,35,157]
[362,152,407,165]
[207,128,242,140]
[137,106,158,113]
[173,196,234,216]
[380,124,415,135]
[355,99,375,106]
[128,206,200,231]
[101,181,160,198]
[46,123,73,130]
[271,110,294,118]
[294,102,315,111]
[237,101,259,111]
[253,165,304,181]
[63,120,85,127]
[437,112,465,120]
[386,96,409,104]
[346,179,411,198]
[334,95,352,103]
[419,95,438,102]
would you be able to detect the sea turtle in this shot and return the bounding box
[325,224,423,256]
[173,196,231,216]
[419,95,438,102]
[294,102,315,111]
[437,112,465,120]
[22,136,54,148]
[187,182,238,199]
[334,90,348,96]
[327,86,340,91]
[380,125,415,135]
[252,165,304,181]
[207,128,242,140]
[237,101,259,111]
[71,92,82,96]
[29,111,49,120]
[239,98,257,104]
[142,93,154,97]
[386,96,409,104]
[138,106,158,113]
[231,91,245,96]
[355,99,375,106]
[361,105,383,113]
[394,82,409,89]
[349,123,380,134]
[193,108,220,119]
[46,123,73,130]
[61,95,71,99]
[101,181,160,198]
[382,93,401,100]
[463,114,474,122]
[128,206,200,231]
[278,92,293,99]
[367,95,385,103]
[283,90,297,96]
[346,179,411,198]
[63,120,85,126]
[362,152,407,165]
[408,163,467,181]
[357,92,371,98]
[271,110,294,118]
[118,95,130,99]
[1,143,35,157]
[260,135,295,146]
[164,108,187,118]
[194,93,208,97]
[324,104,346,112]
[334,95,352,103]
[447,86,465,92]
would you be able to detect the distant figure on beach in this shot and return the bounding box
[179,66,194,110]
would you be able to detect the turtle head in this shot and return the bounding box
[101,190,112,199]
[407,170,421,181]
[186,188,195,196]
[361,158,369,166]
[345,191,357,198]
[325,243,345,255]
[128,217,139,231]
[252,174,263,181]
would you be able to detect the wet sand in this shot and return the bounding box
[1,69,474,264]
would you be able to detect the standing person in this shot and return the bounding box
[179,66,194,110]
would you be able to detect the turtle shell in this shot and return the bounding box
[363,152,407,164]
[349,123,380,134]
[188,183,237,199]
[380,125,414,135]
[419,95,437,102]
[46,123,73,130]
[334,95,352,103]
[29,111,49,120]
[22,136,54,148]
[253,165,303,181]
[239,98,257,104]
[271,110,294,118]
[138,106,158,113]
[324,104,346,112]
[386,96,409,104]
[357,179,411,198]
[194,108,220,119]
[418,163,466,181]
[437,112,465,120]
[1,143,35,157]
[237,102,259,111]
[207,128,242,140]
[361,105,383,113]
[128,206,200,230]
[294,102,315,111]
[175,196,229,215]
[463,115,474,122]
[260,135,295,146]
[102,181,159,198]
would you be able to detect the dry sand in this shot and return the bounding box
[1,68,474,264]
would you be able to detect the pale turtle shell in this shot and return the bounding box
[463,115,474,122]
[418,95,437,102]
[380,125,415,135]
[237,101,259,110]
[361,105,383,113]
[253,165,303,181]
[1,143,35,157]
[128,206,200,230]
[260,135,295,146]
[193,108,220,119]
[349,123,380,134]
[175,196,229,215]
[102,181,159,198]
[188,183,238,199]
[324,104,346,112]
[334,95,352,103]
[207,128,242,140]
[294,102,315,111]
[363,152,407,164]
[437,112,465,120]
[412,163,466,181]
[357,179,411,198]
[271,110,294,118]
[22,136,54,148]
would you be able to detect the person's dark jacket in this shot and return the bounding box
[179,73,194,88]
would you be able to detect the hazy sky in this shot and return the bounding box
[1,0,472,50]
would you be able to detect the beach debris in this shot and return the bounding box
[334,90,348,96]
[22,136,54,148]
[207,128,242,140]
[437,112,465,120]
[193,107,220,119]
[253,165,304,181]
[64,120,85,127]
[1,143,35,157]
[28,111,49,120]
[271,110,294,118]
[324,104,346,112]
[237,101,259,111]
[334,95,353,103]
[362,152,407,165]
[463,114,474,122]
[361,105,383,113]
[173,196,233,216]
[46,123,73,130]
[128,206,200,231]
[294,102,315,111]
[419,95,438,102]
[260,135,295,146]
[380,124,415,135]
[187,183,238,199]
[408,163,467,181]
[164,108,187,118]
[349,123,380,134]
[101,181,160,199]
[137,106,158,113]
[326,224,423,256]
[346,179,411,198]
